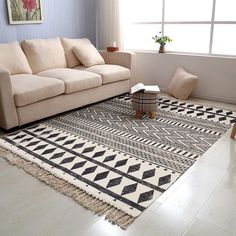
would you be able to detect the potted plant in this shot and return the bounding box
[152,32,172,53]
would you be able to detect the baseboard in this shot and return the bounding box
[160,88,236,105]
[192,93,236,105]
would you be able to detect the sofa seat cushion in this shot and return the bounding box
[37,68,102,94]
[21,38,67,74]
[12,74,65,107]
[75,65,130,85]
[0,41,32,75]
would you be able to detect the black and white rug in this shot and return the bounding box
[0,94,235,228]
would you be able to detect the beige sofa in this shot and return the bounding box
[0,37,135,130]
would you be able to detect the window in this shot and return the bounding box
[164,24,210,53]
[121,0,236,56]
[212,25,236,55]
[124,0,162,22]
[165,0,212,21]
[214,0,236,21]
[123,24,162,50]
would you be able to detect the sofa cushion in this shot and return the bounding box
[60,38,91,68]
[12,74,65,107]
[21,38,67,74]
[73,43,105,67]
[75,65,130,85]
[0,41,32,75]
[37,68,102,94]
[167,67,199,100]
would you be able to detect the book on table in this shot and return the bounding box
[131,83,160,94]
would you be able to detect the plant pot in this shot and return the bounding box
[158,43,166,53]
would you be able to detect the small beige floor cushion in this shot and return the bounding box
[37,68,102,94]
[167,67,198,100]
[75,65,130,85]
[12,74,65,107]
[73,43,105,67]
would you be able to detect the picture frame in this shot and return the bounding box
[7,0,43,24]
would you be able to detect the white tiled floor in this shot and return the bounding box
[0,97,236,236]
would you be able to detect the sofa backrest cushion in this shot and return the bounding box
[60,38,91,68]
[21,38,67,74]
[0,41,32,75]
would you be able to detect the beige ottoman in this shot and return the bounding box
[132,92,158,119]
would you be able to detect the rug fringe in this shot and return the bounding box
[0,146,135,230]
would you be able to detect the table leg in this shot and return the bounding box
[149,112,156,119]
[135,111,143,119]
[231,123,236,139]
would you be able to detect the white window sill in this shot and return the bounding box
[128,49,236,60]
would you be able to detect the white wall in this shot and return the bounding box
[133,52,236,104]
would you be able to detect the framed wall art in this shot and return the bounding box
[7,0,43,24]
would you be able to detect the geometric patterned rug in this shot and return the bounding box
[0,94,235,229]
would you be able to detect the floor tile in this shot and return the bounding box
[198,163,236,234]
[130,164,228,236]
[0,167,53,215]
[183,218,235,236]
[81,215,129,236]
[0,157,19,179]
[131,207,193,236]
[0,160,100,235]
[27,203,100,236]
[1,195,100,236]
[196,130,236,171]
[153,157,228,209]
[1,192,74,235]
[149,130,234,206]
[0,208,19,235]
[0,163,30,193]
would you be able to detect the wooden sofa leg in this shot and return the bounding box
[231,123,236,139]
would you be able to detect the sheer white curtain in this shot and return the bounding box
[96,0,123,50]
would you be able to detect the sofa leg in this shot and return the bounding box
[231,123,236,139]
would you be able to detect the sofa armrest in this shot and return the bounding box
[99,50,136,70]
[0,67,18,130]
